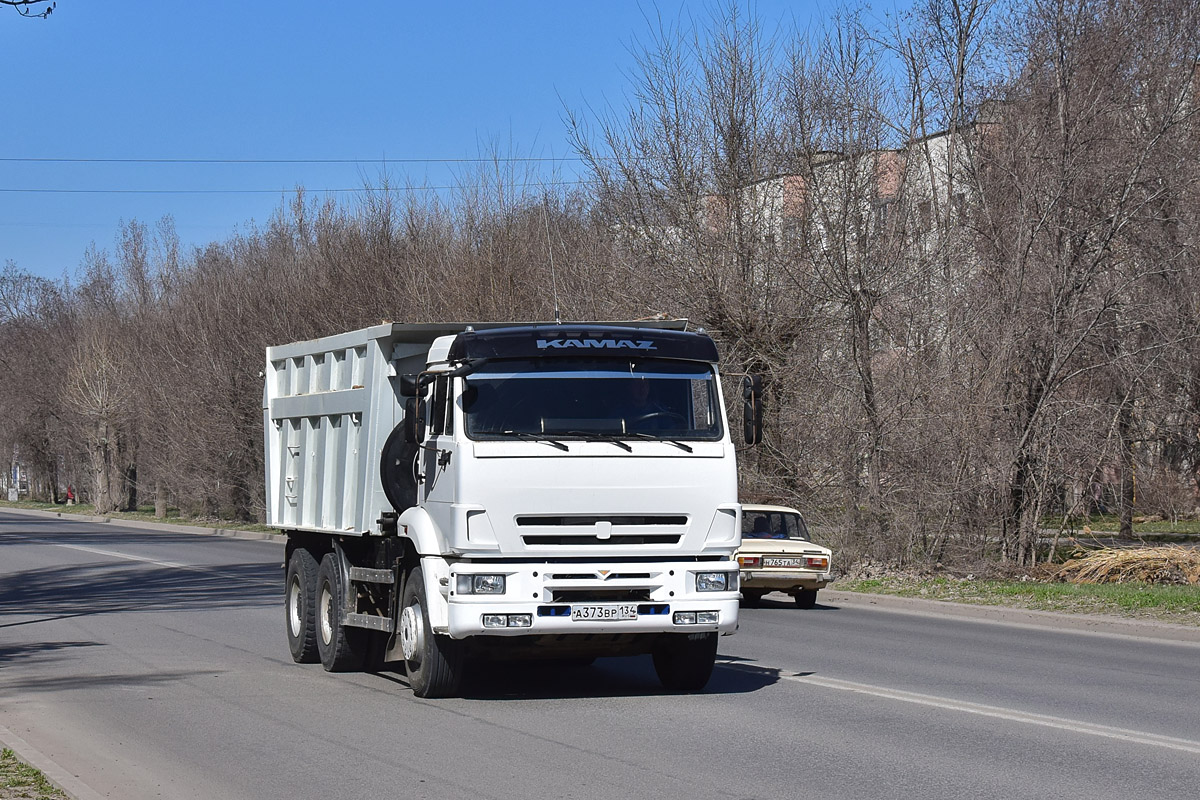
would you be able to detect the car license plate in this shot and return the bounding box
[762,557,805,568]
[570,604,638,621]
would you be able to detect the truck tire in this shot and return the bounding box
[740,589,766,608]
[316,552,366,672]
[652,632,717,692]
[398,566,463,698]
[794,589,818,609]
[380,423,419,513]
[285,547,320,663]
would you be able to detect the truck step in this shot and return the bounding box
[349,567,395,584]
[344,613,394,633]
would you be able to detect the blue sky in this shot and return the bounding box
[1,1,826,279]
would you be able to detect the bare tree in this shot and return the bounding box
[1,1,55,19]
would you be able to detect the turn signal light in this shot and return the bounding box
[806,557,829,569]
[738,555,760,568]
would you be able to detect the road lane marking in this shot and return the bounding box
[43,542,279,589]
[52,542,190,569]
[722,663,1200,754]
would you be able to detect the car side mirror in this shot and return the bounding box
[742,375,763,445]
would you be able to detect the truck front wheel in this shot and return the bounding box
[285,547,320,663]
[398,566,464,698]
[316,552,366,672]
[652,632,718,692]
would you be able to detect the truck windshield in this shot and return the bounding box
[462,358,723,441]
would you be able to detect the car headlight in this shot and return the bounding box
[456,574,506,595]
[695,571,737,592]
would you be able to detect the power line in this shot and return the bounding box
[0,180,589,195]
[0,156,591,164]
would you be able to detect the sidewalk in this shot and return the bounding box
[0,504,286,542]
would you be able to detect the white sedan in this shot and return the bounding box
[737,504,832,608]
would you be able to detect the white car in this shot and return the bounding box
[737,504,832,608]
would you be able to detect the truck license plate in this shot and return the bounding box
[571,604,638,621]
[762,557,805,568]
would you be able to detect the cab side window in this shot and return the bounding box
[430,375,454,436]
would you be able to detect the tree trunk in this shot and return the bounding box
[90,420,116,514]
[1118,401,1135,538]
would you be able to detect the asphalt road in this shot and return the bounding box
[2,510,1198,800]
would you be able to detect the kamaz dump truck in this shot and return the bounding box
[263,320,756,697]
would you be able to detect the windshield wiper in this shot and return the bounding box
[494,431,569,451]
[561,431,633,452]
[623,431,694,453]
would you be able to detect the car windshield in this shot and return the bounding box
[742,511,810,540]
[463,357,723,441]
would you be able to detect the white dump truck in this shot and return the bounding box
[263,321,759,696]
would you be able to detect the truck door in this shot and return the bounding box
[422,374,458,518]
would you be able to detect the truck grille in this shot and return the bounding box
[522,534,681,546]
[516,515,687,526]
[548,588,653,603]
[516,514,686,546]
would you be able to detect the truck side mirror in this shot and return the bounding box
[399,374,420,397]
[404,397,426,443]
[742,375,764,445]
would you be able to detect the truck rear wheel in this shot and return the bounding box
[316,552,366,672]
[285,547,320,663]
[398,566,463,698]
[652,632,717,692]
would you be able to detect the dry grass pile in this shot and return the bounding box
[1049,546,1200,585]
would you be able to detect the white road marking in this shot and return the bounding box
[46,541,279,589]
[728,664,1200,754]
[53,542,190,569]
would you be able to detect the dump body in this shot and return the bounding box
[266,320,742,696]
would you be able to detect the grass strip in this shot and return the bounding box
[0,749,69,800]
[833,576,1200,626]
[0,499,273,533]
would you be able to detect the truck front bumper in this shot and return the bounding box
[444,559,740,638]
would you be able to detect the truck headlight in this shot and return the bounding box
[456,574,506,595]
[695,571,736,592]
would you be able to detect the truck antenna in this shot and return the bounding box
[541,192,562,325]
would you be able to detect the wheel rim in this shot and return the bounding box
[399,602,423,664]
[288,576,303,638]
[319,583,334,645]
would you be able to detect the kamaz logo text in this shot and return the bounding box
[536,338,657,351]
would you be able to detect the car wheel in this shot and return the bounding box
[795,589,818,609]
[740,589,766,608]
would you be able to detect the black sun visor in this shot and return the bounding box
[447,324,719,363]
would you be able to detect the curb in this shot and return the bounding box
[0,505,286,543]
[0,723,109,800]
[821,589,1200,645]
